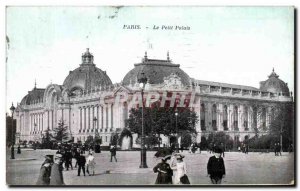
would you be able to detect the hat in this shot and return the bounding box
[214,147,223,153]
[162,155,171,161]
[45,154,54,162]
[55,154,63,159]
[174,153,185,159]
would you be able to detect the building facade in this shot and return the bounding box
[15,49,293,147]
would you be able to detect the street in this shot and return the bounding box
[6,149,294,185]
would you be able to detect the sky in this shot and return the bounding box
[5,6,294,112]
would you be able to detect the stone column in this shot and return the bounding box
[206,102,211,131]
[84,107,87,132]
[218,103,223,131]
[248,106,252,131]
[228,104,233,131]
[239,105,243,132]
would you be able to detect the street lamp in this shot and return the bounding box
[138,72,148,168]
[93,117,97,151]
[10,103,16,159]
[175,108,179,153]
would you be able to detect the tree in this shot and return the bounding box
[85,135,94,146]
[51,120,69,143]
[6,114,16,146]
[110,132,119,146]
[126,104,198,147]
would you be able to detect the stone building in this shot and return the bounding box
[15,49,293,147]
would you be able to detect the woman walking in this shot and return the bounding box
[172,153,190,184]
[153,156,173,184]
[86,152,96,176]
[36,155,53,185]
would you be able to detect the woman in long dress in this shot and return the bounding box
[172,154,190,184]
[86,152,96,176]
[153,156,173,184]
[36,155,53,185]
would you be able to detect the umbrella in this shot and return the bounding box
[154,148,172,158]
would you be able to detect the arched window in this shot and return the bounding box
[223,105,228,131]
[233,106,238,131]
[200,103,205,131]
[244,107,249,131]
[212,104,217,130]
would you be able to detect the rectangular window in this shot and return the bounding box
[223,120,228,131]
[212,120,217,130]
[201,120,206,131]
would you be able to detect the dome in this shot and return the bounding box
[259,68,290,95]
[122,52,191,86]
[20,87,45,105]
[63,48,113,93]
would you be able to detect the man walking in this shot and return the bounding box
[110,145,117,162]
[77,152,86,176]
[207,147,226,184]
[50,154,65,185]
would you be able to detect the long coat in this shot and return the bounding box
[207,156,226,179]
[36,163,52,185]
[50,163,65,185]
[153,162,173,184]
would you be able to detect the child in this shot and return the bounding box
[207,147,226,184]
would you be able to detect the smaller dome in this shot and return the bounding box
[259,68,290,95]
[20,87,45,105]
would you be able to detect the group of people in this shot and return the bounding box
[36,144,119,185]
[153,147,226,185]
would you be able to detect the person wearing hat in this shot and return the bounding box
[153,155,173,184]
[77,152,86,176]
[86,151,96,176]
[50,154,65,185]
[36,155,53,185]
[207,147,226,184]
[173,153,190,184]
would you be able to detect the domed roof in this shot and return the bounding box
[259,68,290,94]
[122,52,191,86]
[63,48,113,92]
[20,85,45,105]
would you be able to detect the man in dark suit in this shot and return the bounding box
[77,152,86,176]
[207,147,226,184]
[110,145,117,162]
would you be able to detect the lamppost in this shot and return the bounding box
[93,117,97,151]
[10,103,16,159]
[138,72,148,168]
[175,108,179,153]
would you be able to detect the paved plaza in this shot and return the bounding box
[6,149,294,186]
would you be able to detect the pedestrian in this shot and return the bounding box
[172,153,190,184]
[288,144,294,153]
[17,145,21,154]
[77,152,86,176]
[277,143,282,156]
[220,143,225,157]
[36,155,53,185]
[274,143,278,156]
[74,148,80,168]
[64,149,73,170]
[245,144,249,154]
[50,154,65,185]
[86,152,96,176]
[153,155,173,184]
[110,145,117,162]
[207,147,226,184]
